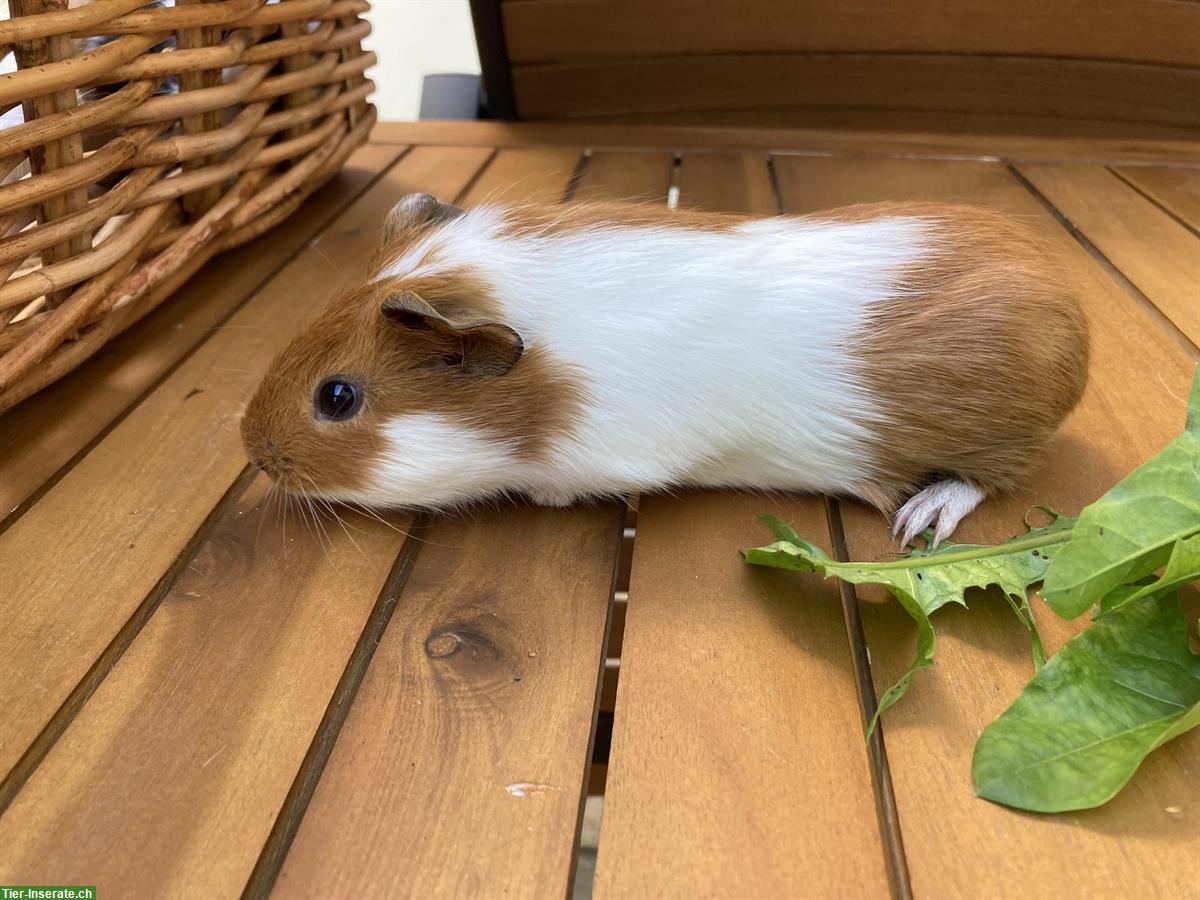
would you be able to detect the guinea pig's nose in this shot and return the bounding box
[249,438,285,479]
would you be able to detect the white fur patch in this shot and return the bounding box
[335,413,525,509]
[365,206,935,506]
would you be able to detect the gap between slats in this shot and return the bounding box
[561,148,611,900]
[18,139,1185,897]
[0,144,434,815]
[824,498,913,900]
[238,148,505,898]
[566,146,677,900]
[0,464,258,815]
[1006,164,1200,360]
[235,147,628,899]
[1108,168,1200,240]
[241,514,434,899]
[0,146,417,540]
[566,498,633,900]
[768,152,914,900]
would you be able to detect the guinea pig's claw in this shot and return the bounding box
[893,479,987,550]
[893,501,938,550]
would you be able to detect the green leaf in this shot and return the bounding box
[973,593,1200,813]
[1099,532,1200,615]
[1042,369,1200,619]
[744,512,1075,733]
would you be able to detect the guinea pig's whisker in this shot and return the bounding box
[289,493,307,550]
[272,488,288,552]
[323,505,366,557]
[320,498,371,542]
[304,491,336,550]
[341,500,416,538]
[341,500,455,547]
[298,495,326,557]
[305,495,336,561]
[256,482,274,554]
[297,493,319,545]
[310,500,351,578]
[300,477,367,557]
[308,242,342,279]
[255,479,275,551]
[268,481,292,555]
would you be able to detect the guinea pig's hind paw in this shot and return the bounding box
[892,479,986,549]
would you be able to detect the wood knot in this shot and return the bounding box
[422,613,517,699]
[425,631,463,658]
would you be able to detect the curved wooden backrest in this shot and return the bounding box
[477,0,1200,136]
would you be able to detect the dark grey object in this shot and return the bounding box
[418,74,482,120]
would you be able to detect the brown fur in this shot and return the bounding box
[838,203,1090,510]
[241,266,584,499]
[497,199,749,237]
[244,196,1088,510]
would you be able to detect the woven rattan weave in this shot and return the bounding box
[0,0,376,412]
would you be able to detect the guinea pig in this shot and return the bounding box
[240,193,1089,546]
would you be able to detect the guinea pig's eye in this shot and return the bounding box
[315,378,361,421]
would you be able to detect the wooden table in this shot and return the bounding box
[1,121,1198,899]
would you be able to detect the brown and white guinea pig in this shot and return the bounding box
[241,193,1089,545]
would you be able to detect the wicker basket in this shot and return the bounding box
[0,0,376,413]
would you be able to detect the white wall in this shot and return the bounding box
[363,0,482,121]
[0,1,474,123]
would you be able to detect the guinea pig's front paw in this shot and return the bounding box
[527,489,577,508]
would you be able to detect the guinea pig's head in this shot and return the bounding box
[239,193,537,509]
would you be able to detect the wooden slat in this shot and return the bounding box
[572,150,673,203]
[675,151,776,213]
[272,147,624,899]
[0,143,405,522]
[593,154,890,900]
[370,120,1200,168]
[1114,166,1200,232]
[0,146,494,784]
[1017,164,1200,349]
[274,504,622,898]
[0,478,411,897]
[584,108,1200,142]
[503,0,1200,68]
[511,55,1200,130]
[774,154,1198,898]
[455,145,580,203]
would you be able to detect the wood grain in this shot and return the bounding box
[273,503,623,898]
[573,150,673,203]
[1018,163,1200,350]
[1114,166,1200,232]
[0,143,406,524]
[584,107,1200,142]
[503,0,1200,68]
[369,120,1200,168]
[271,148,626,899]
[458,145,580,203]
[0,477,412,898]
[774,154,1199,898]
[511,55,1200,130]
[592,153,890,900]
[675,151,777,214]
[0,146,493,784]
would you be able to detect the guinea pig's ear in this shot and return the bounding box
[382,291,524,376]
[383,193,465,244]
